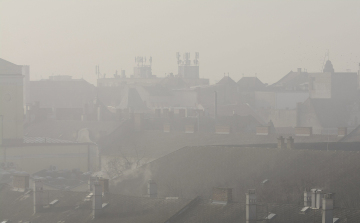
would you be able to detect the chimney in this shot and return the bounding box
[212,187,232,204]
[88,176,96,191]
[99,178,109,194]
[147,179,157,198]
[277,136,285,149]
[311,189,323,209]
[33,179,44,214]
[297,68,302,73]
[97,106,102,121]
[322,193,334,223]
[304,189,311,207]
[338,127,347,137]
[93,181,103,218]
[286,136,294,149]
[246,189,257,223]
[311,189,317,208]
[12,173,30,192]
[316,189,324,209]
[214,91,217,120]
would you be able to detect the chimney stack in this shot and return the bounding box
[33,179,44,214]
[287,136,294,149]
[304,189,311,207]
[12,173,30,192]
[97,106,102,121]
[93,181,103,218]
[322,193,334,223]
[277,136,285,149]
[246,189,257,223]
[311,188,323,209]
[99,178,109,194]
[212,187,232,204]
[147,180,157,198]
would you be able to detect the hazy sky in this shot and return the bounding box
[1,0,360,85]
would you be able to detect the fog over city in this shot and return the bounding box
[2,1,360,223]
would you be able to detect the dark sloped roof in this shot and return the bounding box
[0,58,23,75]
[237,77,265,91]
[117,87,148,111]
[308,98,350,128]
[216,76,237,86]
[114,145,360,209]
[0,185,190,223]
[270,71,308,89]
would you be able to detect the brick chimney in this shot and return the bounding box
[287,136,294,149]
[246,189,257,223]
[98,178,109,194]
[12,173,29,192]
[277,136,285,149]
[93,181,103,218]
[212,187,232,204]
[304,189,311,207]
[147,180,157,198]
[322,193,334,223]
[33,179,44,214]
[311,189,323,209]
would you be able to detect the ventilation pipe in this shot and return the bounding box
[246,189,257,223]
[147,180,157,198]
[322,193,334,223]
[33,179,44,214]
[93,181,103,218]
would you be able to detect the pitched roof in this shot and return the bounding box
[117,86,148,111]
[237,77,265,91]
[0,58,23,75]
[0,185,190,223]
[113,145,360,209]
[270,71,308,90]
[216,76,237,86]
[307,98,350,128]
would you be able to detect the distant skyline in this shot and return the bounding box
[1,0,360,85]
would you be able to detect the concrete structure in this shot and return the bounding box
[0,58,24,144]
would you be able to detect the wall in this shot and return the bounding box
[0,75,24,141]
[309,72,332,99]
[268,109,297,127]
[276,92,309,109]
[3,144,99,174]
[173,90,198,107]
